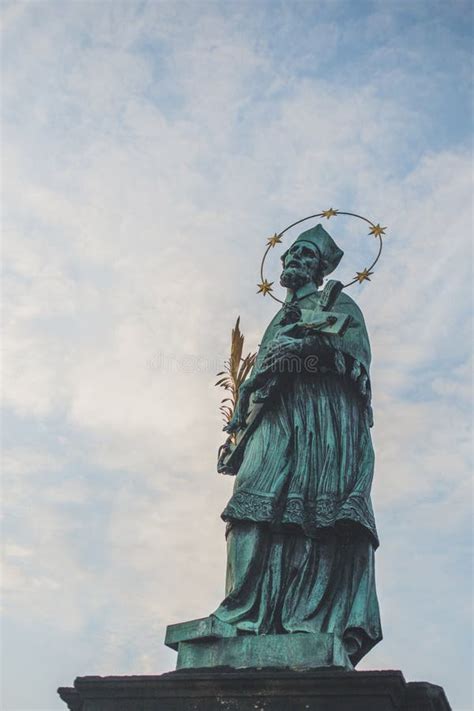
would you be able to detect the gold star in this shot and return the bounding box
[369,223,387,238]
[257,279,274,296]
[355,268,374,283]
[267,233,282,248]
[321,208,338,219]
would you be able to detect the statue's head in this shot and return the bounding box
[280,224,344,291]
[280,242,325,290]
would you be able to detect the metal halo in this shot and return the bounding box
[258,210,386,305]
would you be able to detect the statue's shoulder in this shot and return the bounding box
[334,290,365,322]
[259,307,284,346]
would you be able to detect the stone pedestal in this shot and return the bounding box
[165,617,353,671]
[58,669,452,711]
[165,616,353,671]
[59,619,452,709]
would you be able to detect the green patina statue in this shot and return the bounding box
[166,217,384,671]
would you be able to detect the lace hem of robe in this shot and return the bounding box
[222,490,379,548]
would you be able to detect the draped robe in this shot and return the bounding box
[213,282,382,666]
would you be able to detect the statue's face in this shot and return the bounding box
[280,243,320,290]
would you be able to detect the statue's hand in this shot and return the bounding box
[276,321,305,339]
[223,417,243,434]
[223,408,248,434]
[223,378,255,434]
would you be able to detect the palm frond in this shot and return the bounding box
[216,317,257,424]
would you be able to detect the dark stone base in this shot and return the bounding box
[58,669,451,711]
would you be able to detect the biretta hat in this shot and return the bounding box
[282,223,344,276]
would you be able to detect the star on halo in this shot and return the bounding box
[355,268,374,284]
[266,233,282,248]
[321,208,338,219]
[369,224,387,238]
[257,279,274,296]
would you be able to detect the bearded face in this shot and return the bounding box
[280,243,321,290]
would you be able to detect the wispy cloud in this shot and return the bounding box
[2,2,472,709]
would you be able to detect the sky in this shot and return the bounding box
[1,0,472,709]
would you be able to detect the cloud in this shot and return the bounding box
[1,2,472,710]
